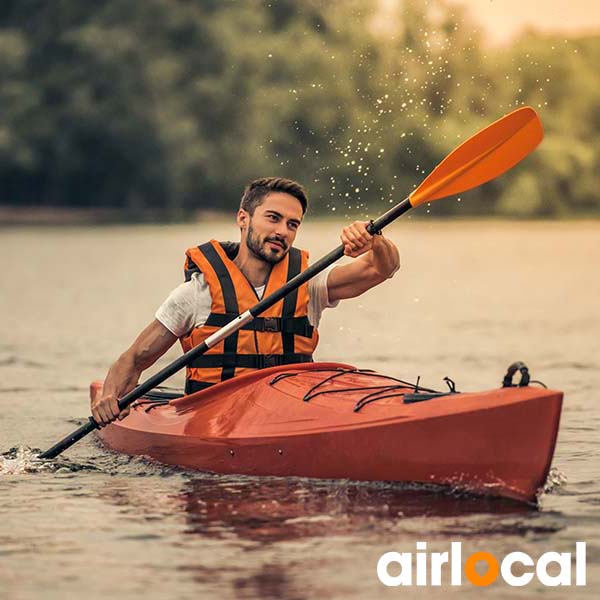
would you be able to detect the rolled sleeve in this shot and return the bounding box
[155,272,211,338]
[307,265,339,327]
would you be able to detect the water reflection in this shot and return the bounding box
[232,563,301,600]
[177,475,533,544]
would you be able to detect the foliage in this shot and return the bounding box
[0,0,598,219]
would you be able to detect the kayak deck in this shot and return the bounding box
[95,362,563,503]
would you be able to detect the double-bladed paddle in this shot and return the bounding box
[39,106,544,459]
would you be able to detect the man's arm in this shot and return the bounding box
[91,319,178,426]
[327,221,400,303]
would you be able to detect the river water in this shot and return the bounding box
[1,220,598,599]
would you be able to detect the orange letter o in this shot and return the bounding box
[465,552,499,587]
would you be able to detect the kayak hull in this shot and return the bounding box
[95,362,563,503]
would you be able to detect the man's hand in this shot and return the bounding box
[91,391,131,427]
[90,319,178,427]
[340,221,398,278]
[91,362,140,427]
[340,221,375,257]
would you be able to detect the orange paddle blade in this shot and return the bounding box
[409,107,543,207]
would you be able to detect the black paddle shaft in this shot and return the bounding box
[39,197,412,459]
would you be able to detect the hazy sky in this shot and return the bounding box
[447,0,600,44]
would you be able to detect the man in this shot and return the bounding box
[92,177,400,426]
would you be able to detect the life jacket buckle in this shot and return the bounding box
[263,354,279,368]
[263,317,279,332]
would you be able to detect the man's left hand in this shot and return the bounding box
[340,221,376,258]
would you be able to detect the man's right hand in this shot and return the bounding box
[91,392,131,427]
[90,319,178,428]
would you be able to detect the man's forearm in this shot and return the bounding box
[92,320,178,426]
[102,323,177,397]
[357,236,400,280]
[102,350,143,400]
[327,235,400,302]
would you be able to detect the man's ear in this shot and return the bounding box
[237,208,249,231]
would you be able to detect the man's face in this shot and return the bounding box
[238,192,303,264]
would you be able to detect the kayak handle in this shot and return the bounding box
[502,362,530,387]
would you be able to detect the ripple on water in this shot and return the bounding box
[0,444,189,478]
[0,446,101,475]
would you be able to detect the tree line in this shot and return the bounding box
[1,0,598,220]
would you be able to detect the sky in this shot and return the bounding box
[446,0,600,44]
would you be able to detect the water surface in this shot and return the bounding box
[1,221,598,598]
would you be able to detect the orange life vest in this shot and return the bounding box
[180,240,319,394]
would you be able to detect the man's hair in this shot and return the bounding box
[240,177,308,216]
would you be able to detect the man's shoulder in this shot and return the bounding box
[185,240,239,254]
[185,241,240,270]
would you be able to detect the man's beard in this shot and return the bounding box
[246,222,288,265]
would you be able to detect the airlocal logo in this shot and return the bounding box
[377,541,586,587]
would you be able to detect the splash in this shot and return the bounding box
[1,446,48,475]
[542,467,568,495]
[1,443,193,478]
[0,446,101,475]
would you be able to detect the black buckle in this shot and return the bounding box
[262,354,279,368]
[263,317,279,332]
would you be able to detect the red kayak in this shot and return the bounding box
[94,362,563,503]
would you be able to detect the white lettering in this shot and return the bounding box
[536,552,571,586]
[377,541,588,588]
[576,542,586,586]
[430,552,449,586]
[377,552,412,586]
[416,551,427,586]
[451,542,462,585]
[501,552,534,587]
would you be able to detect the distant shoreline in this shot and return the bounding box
[1,204,599,226]
[0,205,228,226]
[0,205,122,226]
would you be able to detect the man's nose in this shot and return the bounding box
[273,222,288,239]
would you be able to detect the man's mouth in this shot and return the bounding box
[267,240,286,251]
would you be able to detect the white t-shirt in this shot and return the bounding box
[155,265,339,338]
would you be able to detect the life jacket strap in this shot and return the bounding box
[282,247,302,354]
[197,242,239,381]
[185,380,215,394]
[189,353,313,370]
[204,313,314,337]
